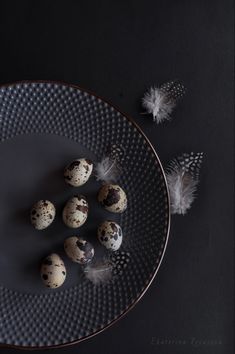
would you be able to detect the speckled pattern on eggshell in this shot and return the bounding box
[64,236,94,264]
[40,253,66,288]
[63,196,88,228]
[98,184,127,213]
[98,220,123,251]
[30,200,56,230]
[64,158,93,187]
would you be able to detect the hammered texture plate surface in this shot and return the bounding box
[0,82,170,348]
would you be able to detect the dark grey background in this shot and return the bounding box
[0,0,233,353]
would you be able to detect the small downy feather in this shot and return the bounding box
[94,144,124,182]
[166,152,203,215]
[84,259,113,285]
[83,251,130,285]
[94,157,120,183]
[142,80,186,124]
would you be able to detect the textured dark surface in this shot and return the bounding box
[0,0,233,353]
[0,82,169,347]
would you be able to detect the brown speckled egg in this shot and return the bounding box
[63,196,88,228]
[97,184,127,213]
[30,200,56,230]
[98,220,123,251]
[64,158,93,187]
[64,236,94,264]
[40,253,66,288]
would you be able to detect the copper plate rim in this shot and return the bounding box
[0,80,171,350]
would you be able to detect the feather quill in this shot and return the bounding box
[142,80,186,124]
[166,152,203,215]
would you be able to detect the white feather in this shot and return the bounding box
[94,156,120,182]
[142,86,175,123]
[167,170,197,215]
[166,152,203,215]
[142,81,186,124]
[84,262,113,285]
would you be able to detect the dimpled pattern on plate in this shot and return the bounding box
[0,82,169,348]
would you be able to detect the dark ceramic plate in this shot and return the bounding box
[0,81,170,349]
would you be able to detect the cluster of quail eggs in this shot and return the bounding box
[30,158,127,289]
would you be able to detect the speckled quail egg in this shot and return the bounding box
[40,253,66,288]
[64,236,94,264]
[63,196,88,228]
[30,200,56,230]
[98,220,123,251]
[64,158,93,187]
[97,184,127,213]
